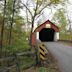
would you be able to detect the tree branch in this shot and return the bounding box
[37,2,51,15]
[33,0,39,17]
[21,2,33,18]
[31,0,39,25]
[35,12,43,20]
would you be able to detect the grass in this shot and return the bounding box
[38,67,47,72]
[60,33,72,40]
[59,33,72,46]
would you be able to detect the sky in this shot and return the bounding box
[20,0,72,30]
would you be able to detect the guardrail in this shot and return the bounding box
[35,40,49,66]
[0,51,36,72]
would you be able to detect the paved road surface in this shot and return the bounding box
[44,42,72,72]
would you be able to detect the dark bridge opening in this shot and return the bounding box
[39,28,55,42]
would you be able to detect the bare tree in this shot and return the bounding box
[20,0,65,45]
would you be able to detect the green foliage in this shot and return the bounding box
[52,8,68,33]
[50,0,64,4]
[0,0,31,55]
[38,67,46,72]
[34,0,64,5]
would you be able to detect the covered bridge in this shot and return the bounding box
[31,20,59,46]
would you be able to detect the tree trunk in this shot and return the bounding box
[8,0,16,45]
[0,0,6,57]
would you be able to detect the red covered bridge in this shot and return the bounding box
[31,20,59,46]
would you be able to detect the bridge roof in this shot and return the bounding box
[34,20,59,32]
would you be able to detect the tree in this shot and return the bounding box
[52,8,68,33]
[21,0,65,45]
[0,0,23,56]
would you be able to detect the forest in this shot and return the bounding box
[0,0,72,72]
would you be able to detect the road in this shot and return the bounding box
[44,42,72,72]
